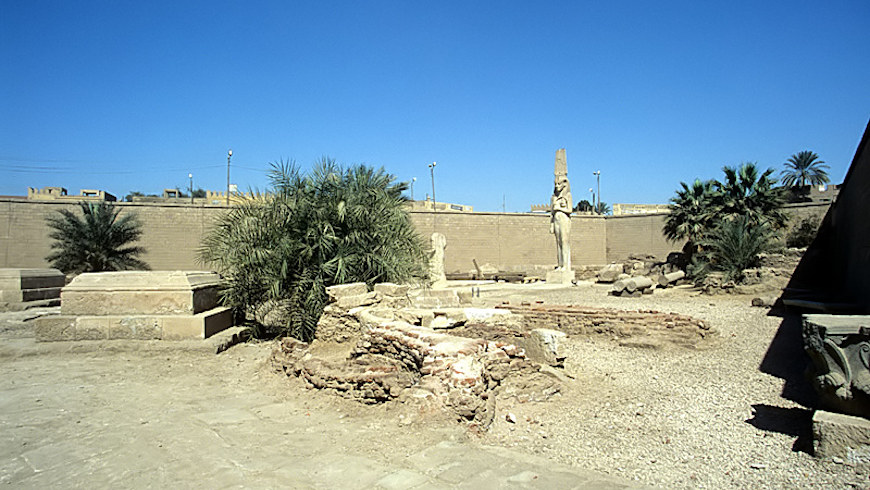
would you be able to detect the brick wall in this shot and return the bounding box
[0,198,828,273]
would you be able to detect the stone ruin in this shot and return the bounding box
[0,268,65,311]
[34,271,233,341]
[272,281,715,427]
[271,282,563,428]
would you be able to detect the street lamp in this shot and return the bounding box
[188,173,193,204]
[411,177,416,201]
[226,149,233,205]
[592,170,601,214]
[428,162,437,212]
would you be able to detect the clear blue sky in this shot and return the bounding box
[2,1,868,211]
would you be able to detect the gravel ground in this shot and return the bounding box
[473,281,869,489]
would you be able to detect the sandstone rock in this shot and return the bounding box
[336,291,379,310]
[597,264,624,283]
[326,282,369,301]
[524,328,567,367]
[373,283,410,297]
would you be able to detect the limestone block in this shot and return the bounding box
[524,328,568,367]
[164,307,234,340]
[326,282,369,302]
[813,410,870,461]
[61,271,222,316]
[373,283,409,297]
[34,316,75,342]
[0,268,65,307]
[597,264,624,283]
[545,269,575,285]
[336,291,379,310]
[75,317,110,340]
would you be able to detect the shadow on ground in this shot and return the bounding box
[745,404,814,454]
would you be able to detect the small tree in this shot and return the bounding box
[200,158,427,341]
[697,216,774,282]
[663,179,717,254]
[46,201,149,274]
[574,200,593,213]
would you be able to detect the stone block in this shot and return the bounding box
[75,317,110,340]
[115,316,161,340]
[164,307,233,340]
[0,268,65,308]
[813,410,870,461]
[61,271,222,316]
[336,291,379,310]
[524,328,568,367]
[33,316,75,342]
[373,283,409,297]
[326,282,368,301]
[597,264,623,283]
[545,269,575,284]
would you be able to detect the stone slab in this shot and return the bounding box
[61,271,221,316]
[326,282,368,301]
[34,307,233,342]
[813,410,870,462]
[0,269,65,309]
[410,290,460,308]
[546,269,575,284]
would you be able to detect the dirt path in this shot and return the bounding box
[0,310,638,489]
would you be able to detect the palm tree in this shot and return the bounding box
[595,201,612,215]
[199,158,427,341]
[715,162,787,229]
[46,201,149,274]
[698,215,774,282]
[781,151,830,188]
[663,178,717,252]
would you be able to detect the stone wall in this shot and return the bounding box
[0,197,828,273]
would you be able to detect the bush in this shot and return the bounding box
[199,158,427,341]
[695,216,774,283]
[786,215,821,248]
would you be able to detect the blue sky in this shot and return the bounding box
[2,1,868,211]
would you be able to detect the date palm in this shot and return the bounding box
[46,201,148,274]
[781,151,830,188]
[200,158,427,341]
[663,178,717,252]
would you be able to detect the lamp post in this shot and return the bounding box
[411,177,416,201]
[189,173,194,204]
[428,162,437,212]
[592,170,601,214]
[226,149,233,206]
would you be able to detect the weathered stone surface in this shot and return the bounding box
[373,283,410,297]
[803,314,870,417]
[326,282,369,301]
[61,271,222,316]
[336,291,380,310]
[597,264,623,283]
[813,410,870,462]
[428,233,447,288]
[524,328,567,367]
[35,307,233,342]
[0,268,65,309]
[545,269,575,285]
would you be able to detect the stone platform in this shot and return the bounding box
[35,271,232,341]
[813,410,870,462]
[0,268,64,311]
[546,269,575,284]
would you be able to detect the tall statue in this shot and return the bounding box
[548,149,574,283]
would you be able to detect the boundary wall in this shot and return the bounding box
[1,198,823,273]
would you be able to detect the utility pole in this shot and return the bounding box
[226,149,233,206]
[593,170,601,214]
[428,162,437,212]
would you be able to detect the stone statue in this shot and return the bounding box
[547,149,574,284]
[428,232,447,288]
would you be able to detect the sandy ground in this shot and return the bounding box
[1,281,868,488]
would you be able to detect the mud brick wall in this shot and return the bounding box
[0,198,829,273]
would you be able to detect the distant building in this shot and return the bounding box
[786,184,841,204]
[27,187,116,202]
[612,203,670,215]
[408,199,473,212]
